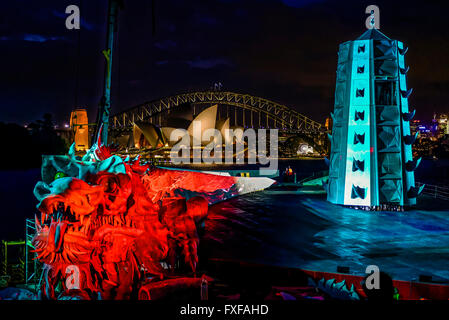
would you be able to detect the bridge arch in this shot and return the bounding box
[111,91,322,133]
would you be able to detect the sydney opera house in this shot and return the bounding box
[113,103,244,152]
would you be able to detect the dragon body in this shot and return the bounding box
[32,141,239,299]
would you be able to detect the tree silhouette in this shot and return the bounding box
[0,114,68,170]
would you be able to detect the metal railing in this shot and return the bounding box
[299,170,329,185]
[416,182,449,201]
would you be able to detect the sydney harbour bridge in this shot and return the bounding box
[111,91,322,132]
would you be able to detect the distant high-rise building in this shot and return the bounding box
[438,114,448,136]
[326,29,423,209]
[410,119,420,134]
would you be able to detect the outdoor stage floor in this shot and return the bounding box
[203,191,449,283]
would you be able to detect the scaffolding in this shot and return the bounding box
[0,218,41,291]
[1,240,25,285]
[25,218,42,289]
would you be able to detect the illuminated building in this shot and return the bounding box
[131,104,243,148]
[69,109,89,151]
[326,29,423,208]
[438,114,448,136]
[410,119,420,134]
[133,122,165,148]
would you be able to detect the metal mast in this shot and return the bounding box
[95,0,121,145]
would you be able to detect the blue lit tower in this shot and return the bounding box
[326,29,423,209]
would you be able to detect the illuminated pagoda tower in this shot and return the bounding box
[326,29,423,209]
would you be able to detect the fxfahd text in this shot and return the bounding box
[179,304,269,317]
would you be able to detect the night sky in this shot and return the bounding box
[1,0,448,125]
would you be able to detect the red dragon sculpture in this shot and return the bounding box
[32,138,240,300]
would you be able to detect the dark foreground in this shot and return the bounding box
[202,192,449,284]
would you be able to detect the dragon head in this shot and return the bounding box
[33,170,145,266]
[31,140,158,269]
